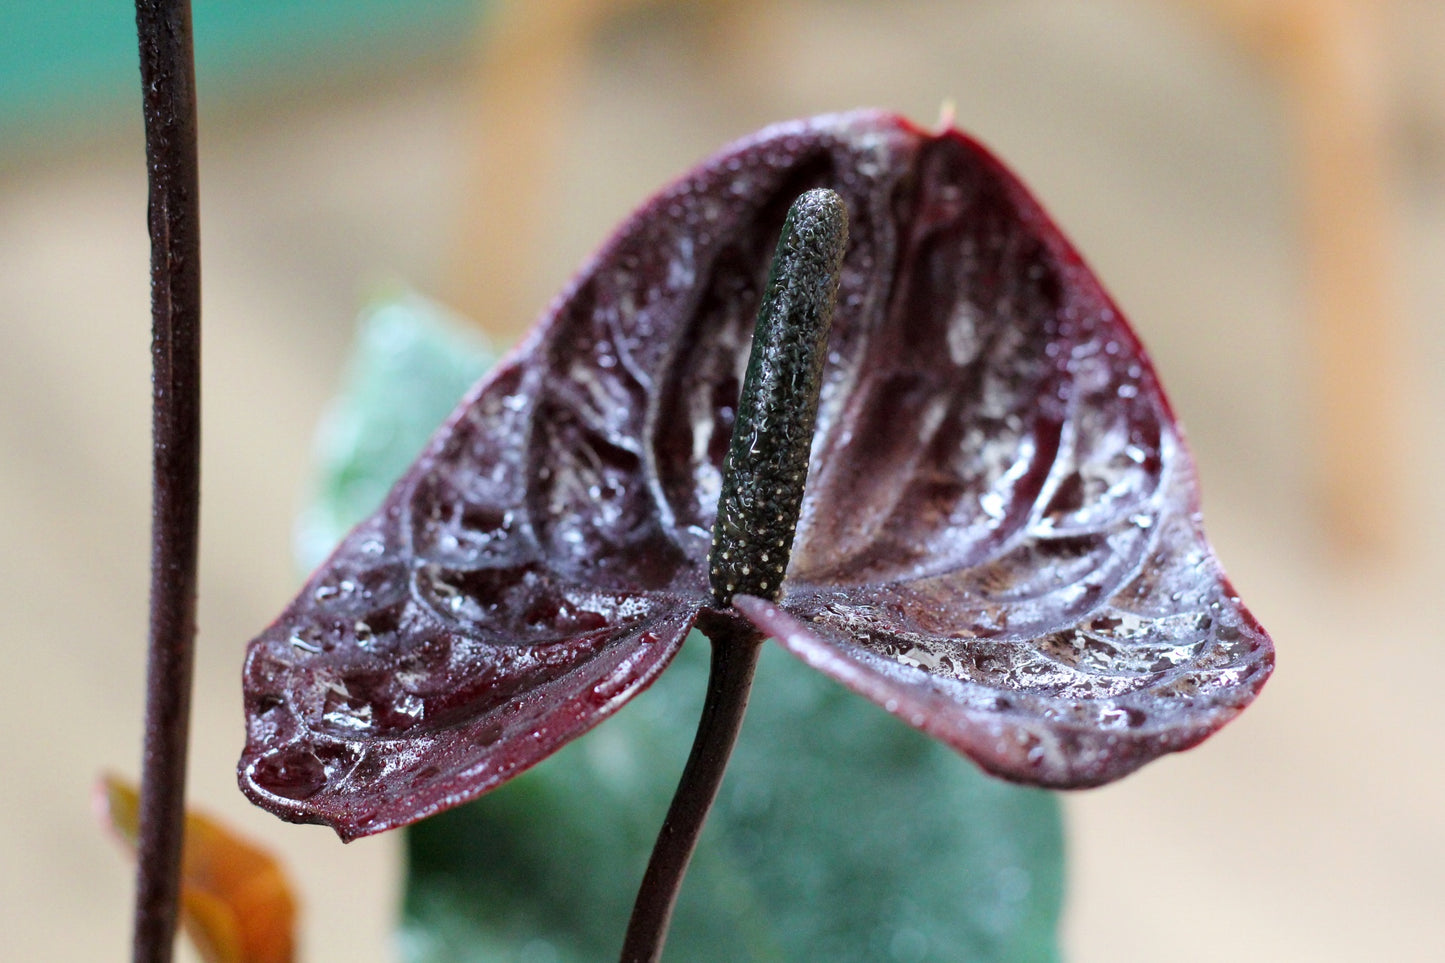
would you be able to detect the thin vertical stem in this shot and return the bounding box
[620,618,763,962]
[132,3,201,962]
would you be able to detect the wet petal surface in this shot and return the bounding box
[241,111,1272,837]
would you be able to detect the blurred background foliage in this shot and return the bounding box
[0,2,484,146]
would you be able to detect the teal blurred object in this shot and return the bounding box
[0,1,484,144]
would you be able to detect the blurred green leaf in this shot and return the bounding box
[295,289,494,572]
[305,294,1065,963]
[402,635,1065,963]
[1,3,486,144]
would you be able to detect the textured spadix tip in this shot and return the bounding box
[709,187,848,607]
[788,188,849,248]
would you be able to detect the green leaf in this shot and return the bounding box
[304,295,1065,963]
[401,636,1064,963]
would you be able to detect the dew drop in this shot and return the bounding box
[251,747,328,801]
[288,633,321,654]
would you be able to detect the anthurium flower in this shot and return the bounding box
[239,110,1273,842]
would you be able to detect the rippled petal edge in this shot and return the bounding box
[733,594,1272,788]
[239,605,699,840]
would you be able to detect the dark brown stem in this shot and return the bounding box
[620,616,763,962]
[131,3,201,962]
[621,189,849,960]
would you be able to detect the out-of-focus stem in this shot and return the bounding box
[131,2,202,961]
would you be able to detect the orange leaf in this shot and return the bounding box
[98,774,297,963]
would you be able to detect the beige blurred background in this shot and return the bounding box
[3,0,1443,959]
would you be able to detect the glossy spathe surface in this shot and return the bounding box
[291,300,1066,959]
[240,110,1273,839]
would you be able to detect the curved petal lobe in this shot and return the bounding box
[240,516,697,838]
[737,120,1272,786]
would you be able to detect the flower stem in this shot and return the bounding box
[620,616,763,963]
[622,188,848,961]
[131,3,202,962]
